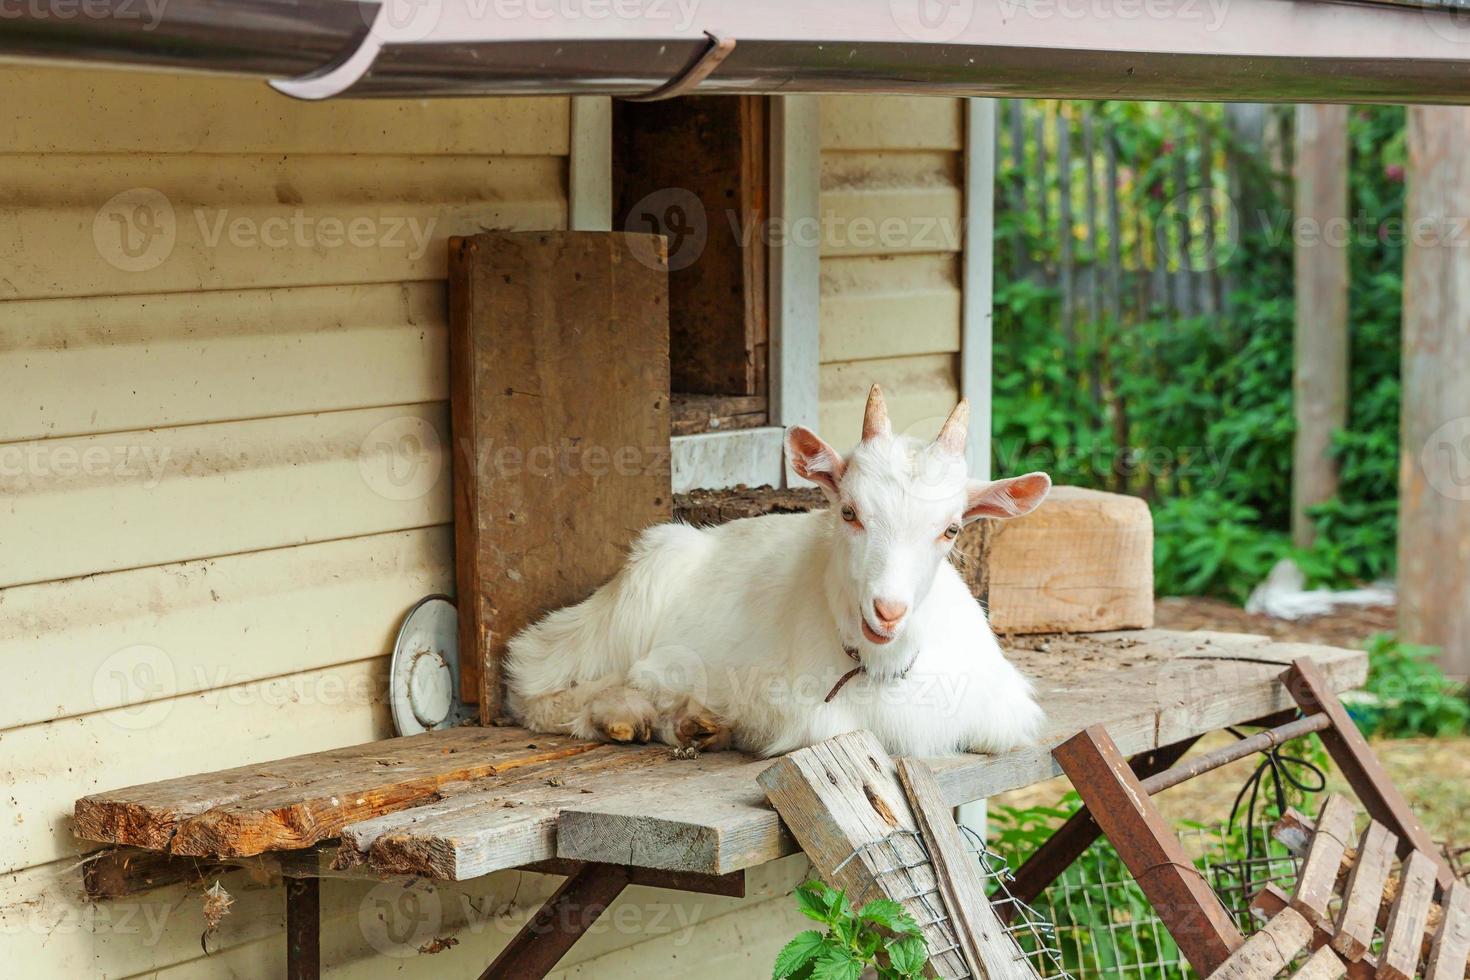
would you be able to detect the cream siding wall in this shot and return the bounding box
[818,96,965,449]
[0,65,812,978]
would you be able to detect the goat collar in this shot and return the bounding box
[824,644,918,703]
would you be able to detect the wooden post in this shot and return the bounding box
[1292,104,1350,548]
[1401,105,1470,674]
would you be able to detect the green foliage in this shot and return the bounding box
[993,102,1406,598]
[774,881,929,980]
[1353,633,1470,738]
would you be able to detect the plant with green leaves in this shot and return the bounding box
[1353,633,1470,738]
[773,880,930,980]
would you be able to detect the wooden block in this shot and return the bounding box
[1206,906,1314,980]
[1291,946,1350,980]
[1378,850,1437,980]
[1294,795,1360,932]
[448,231,673,718]
[1333,822,1398,961]
[1425,880,1470,980]
[984,486,1154,634]
[896,758,1034,980]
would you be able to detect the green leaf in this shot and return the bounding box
[810,946,862,980]
[859,898,921,937]
[886,935,928,976]
[794,881,837,923]
[772,930,826,979]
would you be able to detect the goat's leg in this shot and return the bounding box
[512,676,657,744]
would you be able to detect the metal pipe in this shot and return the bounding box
[1139,713,1332,797]
[5,0,1470,103]
[0,0,374,77]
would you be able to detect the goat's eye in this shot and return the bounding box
[840,504,858,523]
[944,523,961,540]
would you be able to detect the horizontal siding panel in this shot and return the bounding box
[1,528,452,732]
[1,155,564,299]
[820,253,960,363]
[0,66,570,156]
[819,151,961,258]
[0,283,448,442]
[820,96,963,151]
[0,404,451,588]
[1,657,390,874]
[819,353,960,452]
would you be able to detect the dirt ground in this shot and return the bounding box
[993,598,1470,846]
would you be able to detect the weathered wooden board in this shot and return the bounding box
[1378,850,1437,980]
[73,632,1366,881]
[670,393,769,436]
[1205,906,1312,980]
[1289,946,1349,980]
[1274,807,1463,969]
[1332,822,1397,961]
[1293,795,1359,933]
[758,731,975,980]
[74,728,599,857]
[448,231,672,715]
[1425,880,1470,980]
[897,757,1033,980]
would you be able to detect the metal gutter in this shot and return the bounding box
[3,0,1470,103]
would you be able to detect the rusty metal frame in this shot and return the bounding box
[479,862,745,980]
[1041,656,1456,976]
[285,877,321,980]
[997,732,1203,923]
[275,860,744,980]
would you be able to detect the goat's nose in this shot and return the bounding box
[873,598,909,626]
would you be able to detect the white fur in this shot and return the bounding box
[504,413,1049,759]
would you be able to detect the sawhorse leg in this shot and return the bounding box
[286,876,320,980]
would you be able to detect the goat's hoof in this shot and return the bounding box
[599,718,653,743]
[675,712,731,752]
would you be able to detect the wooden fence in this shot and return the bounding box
[996,99,1265,336]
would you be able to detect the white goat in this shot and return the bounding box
[504,386,1050,758]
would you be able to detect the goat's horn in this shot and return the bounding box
[862,384,892,441]
[936,399,969,455]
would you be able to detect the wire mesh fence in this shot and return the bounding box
[1004,821,1303,980]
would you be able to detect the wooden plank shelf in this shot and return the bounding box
[74,629,1366,883]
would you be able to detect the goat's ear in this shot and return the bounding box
[964,472,1051,522]
[785,426,846,499]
